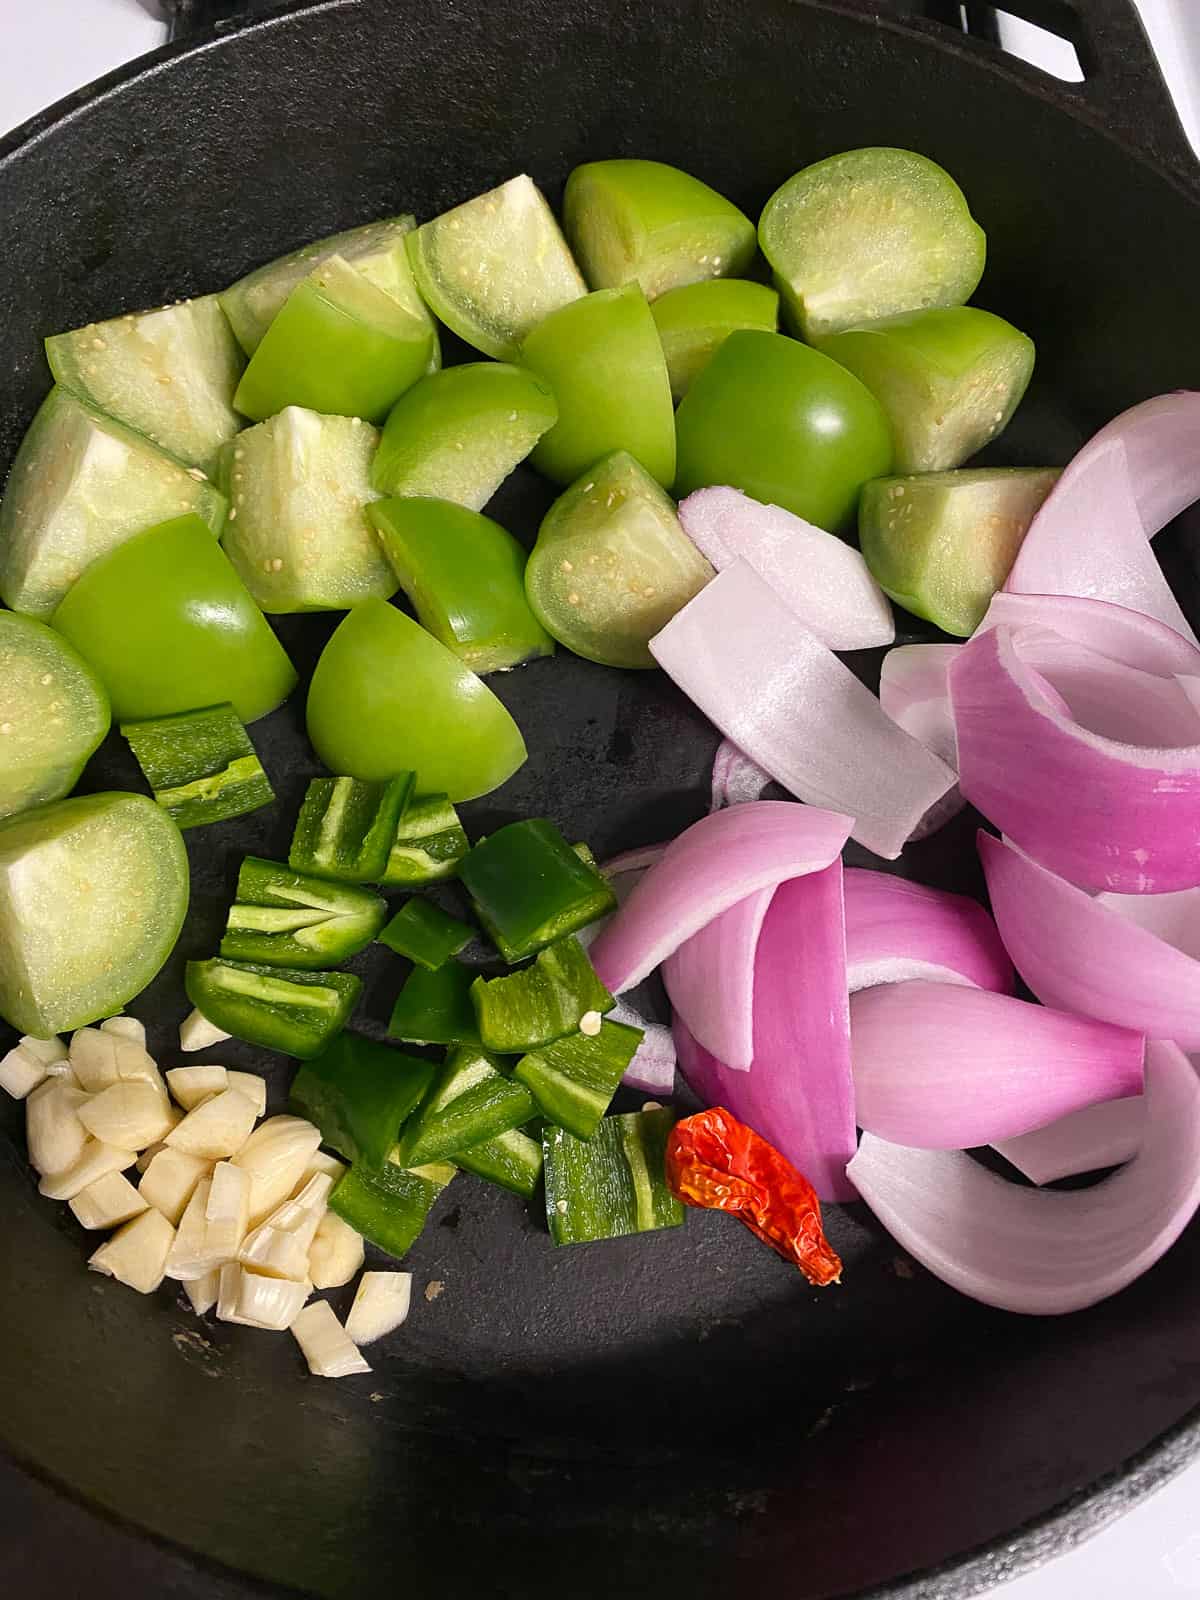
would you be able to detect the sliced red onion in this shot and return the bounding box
[710,739,773,810]
[674,862,857,1202]
[1004,435,1198,645]
[608,1001,677,1096]
[850,980,1144,1149]
[1095,885,1200,955]
[981,832,1200,1048]
[980,591,1200,675]
[847,1040,1199,1315]
[588,799,853,995]
[843,869,1013,995]
[600,843,668,881]
[1077,391,1200,539]
[995,1098,1144,1186]
[878,644,960,770]
[651,562,955,859]
[662,885,773,1070]
[678,486,895,651]
[951,622,1200,891]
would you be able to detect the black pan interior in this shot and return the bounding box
[2,2,1200,1596]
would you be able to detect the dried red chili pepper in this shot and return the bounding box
[665,1106,843,1286]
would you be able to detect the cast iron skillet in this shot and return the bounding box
[2,1,1200,1595]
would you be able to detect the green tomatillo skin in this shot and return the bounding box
[563,159,757,301]
[367,497,554,674]
[525,451,713,669]
[673,329,893,531]
[817,307,1035,474]
[759,147,986,342]
[521,283,676,488]
[306,597,527,802]
[52,514,297,724]
[650,278,779,401]
[858,466,1061,636]
[0,612,110,822]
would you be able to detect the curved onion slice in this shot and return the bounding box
[849,980,1144,1149]
[980,591,1200,675]
[843,869,1013,995]
[677,486,895,650]
[1004,435,1197,645]
[588,799,852,995]
[995,1097,1144,1186]
[848,1040,1198,1315]
[601,843,669,881]
[981,832,1200,1048]
[710,739,772,810]
[609,1001,676,1096]
[951,622,1200,892]
[651,562,954,859]
[674,862,857,1202]
[1075,391,1200,541]
[878,644,960,770]
[663,886,773,1070]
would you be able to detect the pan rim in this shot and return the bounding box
[1,0,1199,1595]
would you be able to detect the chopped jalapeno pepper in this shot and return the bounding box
[514,1018,642,1139]
[122,703,273,831]
[544,1107,684,1243]
[471,937,614,1055]
[456,1127,543,1197]
[184,958,360,1059]
[330,1154,455,1261]
[458,819,617,962]
[666,1107,843,1285]
[388,960,481,1047]
[380,793,469,887]
[378,899,473,970]
[220,857,386,969]
[289,773,414,884]
[290,1032,436,1170]
[395,1045,535,1167]
[366,497,554,674]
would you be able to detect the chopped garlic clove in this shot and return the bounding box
[102,1015,146,1045]
[113,1042,167,1093]
[216,1261,243,1321]
[25,1081,90,1175]
[39,1140,138,1201]
[138,1147,210,1225]
[0,1044,49,1100]
[135,1139,169,1173]
[345,1271,413,1345]
[239,1172,332,1280]
[308,1210,365,1290]
[179,1007,231,1052]
[226,1070,268,1117]
[290,1300,370,1377]
[205,1161,251,1262]
[184,1267,221,1316]
[164,1176,214,1281]
[294,1149,346,1194]
[78,1080,174,1150]
[166,1065,229,1110]
[233,1115,322,1226]
[21,1035,68,1066]
[69,1028,122,1092]
[69,1169,149,1229]
[235,1269,311,1330]
[89,1208,175,1293]
[166,1087,258,1160]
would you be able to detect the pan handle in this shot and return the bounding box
[867,0,1197,181]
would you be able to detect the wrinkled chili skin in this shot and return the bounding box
[666,1106,843,1286]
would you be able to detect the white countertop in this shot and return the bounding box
[3,2,1199,1595]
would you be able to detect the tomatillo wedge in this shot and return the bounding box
[367,497,553,674]
[0,613,110,822]
[673,330,892,530]
[217,407,394,613]
[563,159,757,300]
[858,467,1060,636]
[371,363,557,508]
[0,791,188,1036]
[651,279,779,401]
[522,284,676,488]
[0,387,226,620]
[759,147,986,341]
[818,307,1035,474]
[46,295,244,474]
[52,514,297,724]
[219,214,423,355]
[526,452,712,669]
[406,173,586,361]
[233,255,434,424]
[306,597,526,801]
